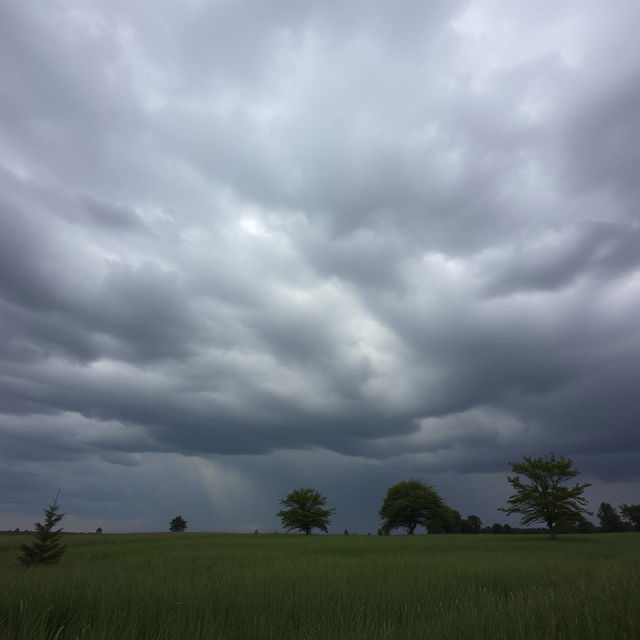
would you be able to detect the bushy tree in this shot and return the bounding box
[18,495,66,567]
[500,454,591,538]
[427,507,462,534]
[620,504,640,531]
[597,502,626,532]
[169,515,187,532]
[277,488,334,535]
[443,508,463,533]
[379,480,447,535]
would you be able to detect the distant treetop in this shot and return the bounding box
[169,515,187,532]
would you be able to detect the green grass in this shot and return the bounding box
[1,532,639,639]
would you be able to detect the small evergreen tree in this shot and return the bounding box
[169,515,187,532]
[18,494,66,567]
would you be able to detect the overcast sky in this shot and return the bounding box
[1,0,639,534]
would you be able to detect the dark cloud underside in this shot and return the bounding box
[1,0,639,531]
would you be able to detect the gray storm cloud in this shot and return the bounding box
[1,0,639,532]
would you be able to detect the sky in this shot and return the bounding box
[1,0,639,534]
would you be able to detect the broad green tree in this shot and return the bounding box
[620,503,640,531]
[19,494,66,567]
[379,479,447,535]
[500,453,591,538]
[169,515,187,532]
[277,488,334,535]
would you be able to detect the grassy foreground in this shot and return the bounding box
[1,532,639,639]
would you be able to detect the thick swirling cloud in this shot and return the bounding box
[1,0,639,533]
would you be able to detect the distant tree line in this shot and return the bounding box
[12,454,640,569]
[597,502,640,532]
[267,454,638,538]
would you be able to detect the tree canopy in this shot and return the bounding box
[597,502,626,532]
[620,503,640,531]
[500,453,591,538]
[169,515,187,532]
[460,515,482,534]
[19,495,66,567]
[277,488,334,535]
[379,479,447,535]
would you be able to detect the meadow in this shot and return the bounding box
[1,532,639,639]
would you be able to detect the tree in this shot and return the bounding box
[467,515,482,533]
[169,515,187,532]
[500,453,591,538]
[576,515,597,534]
[460,514,483,534]
[96,527,103,534]
[443,508,463,533]
[620,504,640,531]
[379,480,447,535]
[18,494,66,567]
[597,503,626,532]
[277,488,334,535]
[427,506,462,534]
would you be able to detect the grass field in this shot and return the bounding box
[1,532,639,639]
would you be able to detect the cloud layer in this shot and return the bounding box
[1,0,639,532]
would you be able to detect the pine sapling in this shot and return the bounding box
[19,493,67,567]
